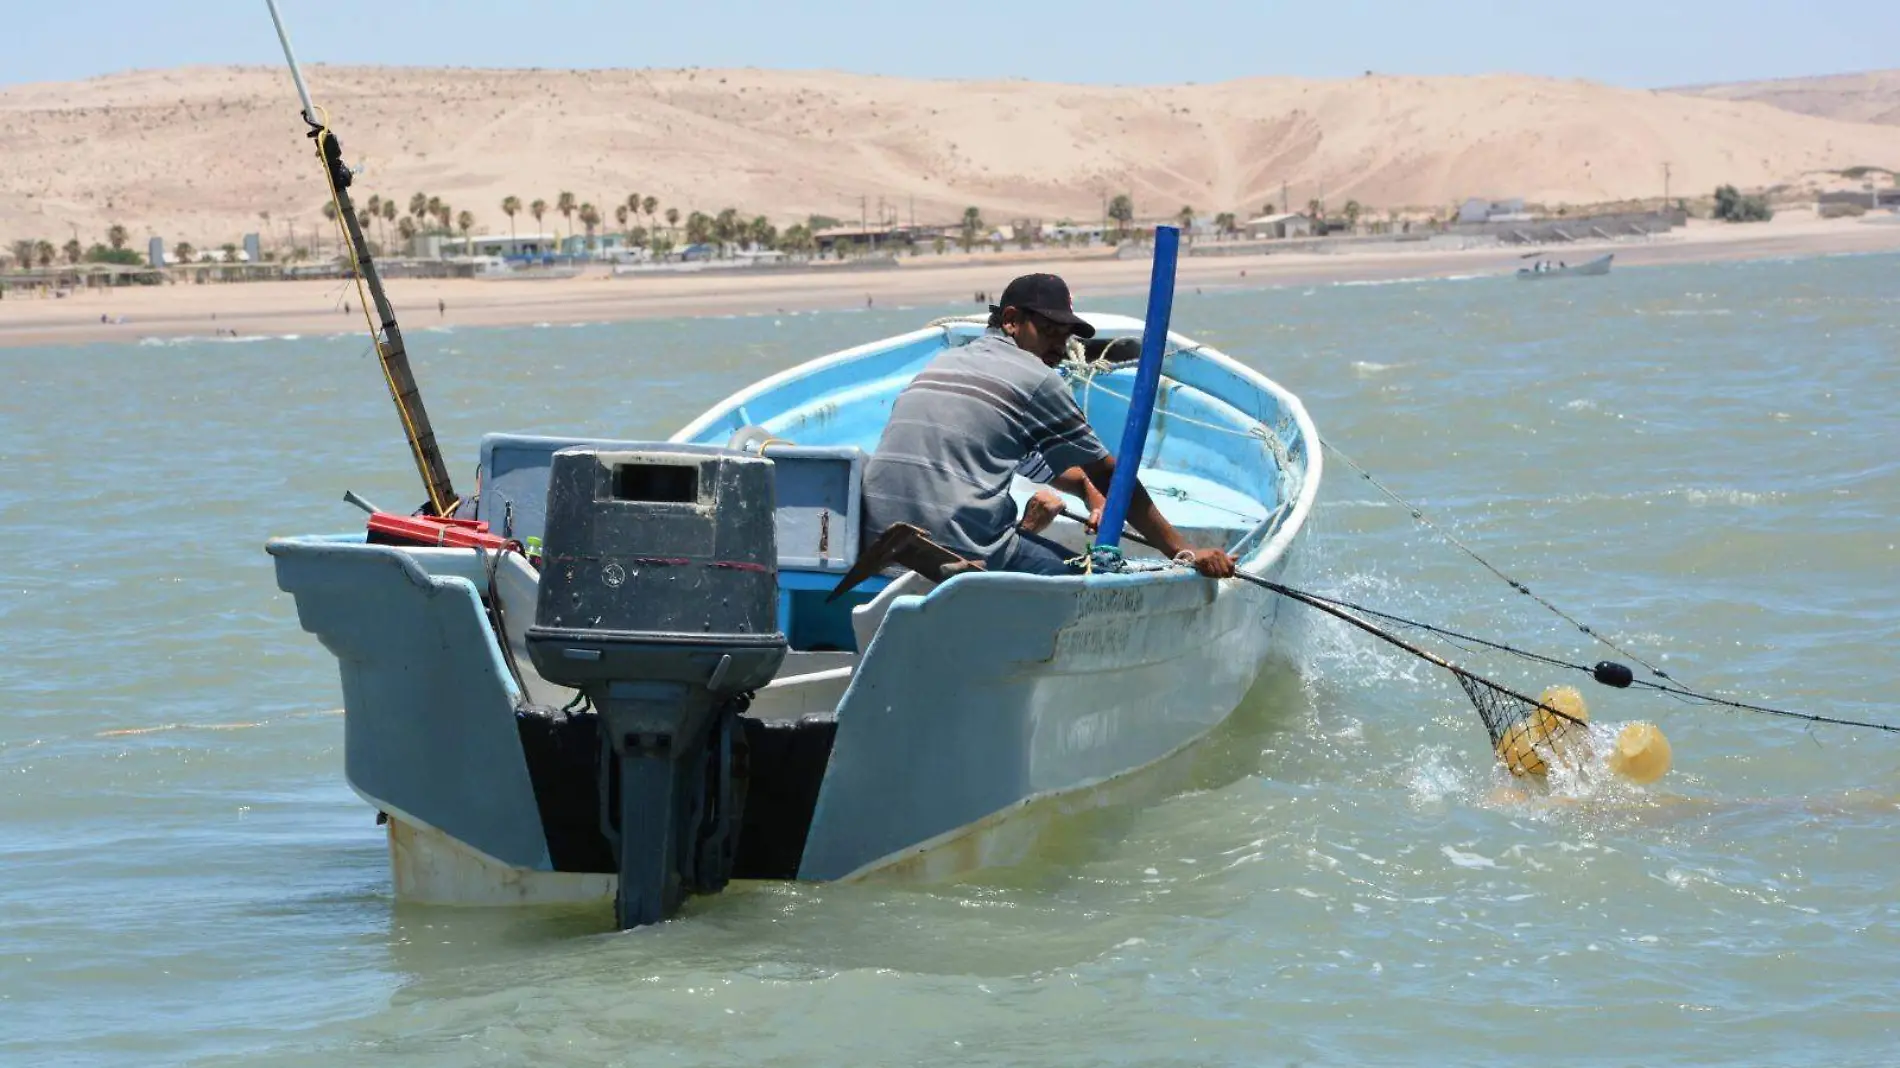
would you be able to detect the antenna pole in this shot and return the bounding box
[264,0,316,123]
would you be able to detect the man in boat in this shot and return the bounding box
[860,273,1236,579]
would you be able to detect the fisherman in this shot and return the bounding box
[860,273,1236,578]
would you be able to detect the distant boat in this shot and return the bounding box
[1516,253,1613,279]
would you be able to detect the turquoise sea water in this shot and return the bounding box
[2,254,1896,1066]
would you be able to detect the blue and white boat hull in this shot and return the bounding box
[268,312,1321,905]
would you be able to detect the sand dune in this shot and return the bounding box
[7,65,1900,251]
[1674,70,1900,127]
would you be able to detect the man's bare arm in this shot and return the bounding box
[1078,456,1235,578]
[1048,466,1107,525]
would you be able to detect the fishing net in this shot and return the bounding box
[1457,674,1592,778]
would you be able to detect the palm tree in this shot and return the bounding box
[363,195,383,248]
[382,199,397,230]
[643,196,658,234]
[780,222,813,256]
[107,224,129,250]
[712,207,740,252]
[665,206,680,238]
[62,239,82,265]
[748,215,777,250]
[1342,199,1362,232]
[409,192,429,226]
[434,201,453,234]
[577,202,601,250]
[960,206,983,251]
[556,191,577,238]
[615,203,630,238]
[35,240,54,266]
[1306,197,1323,220]
[626,193,641,224]
[319,200,339,253]
[456,210,475,244]
[396,217,417,244]
[174,241,196,264]
[501,195,522,241]
[1107,194,1134,239]
[8,240,35,269]
[684,211,712,246]
[530,198,548,239]
[1213,211,1237,238]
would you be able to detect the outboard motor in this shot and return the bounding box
[526,445,786,928]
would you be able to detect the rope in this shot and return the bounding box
[1321,438,1671,682]
[1251,577,1900,735]
[1148,483,1267,522]
[476,545,529,699]
[311,107,454,518]
[1075,379,1275,447]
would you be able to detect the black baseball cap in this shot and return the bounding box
[993,273,1095,338]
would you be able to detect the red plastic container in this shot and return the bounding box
[365,511,518,553]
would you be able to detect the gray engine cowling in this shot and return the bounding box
[526,445,786,928]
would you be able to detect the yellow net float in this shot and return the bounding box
[1606,722,1673,784]
[1494,684,1673,784]
[1495,685,1590,777]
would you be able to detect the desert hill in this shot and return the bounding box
[1673,70,1900,127]
[7,65,1900,251]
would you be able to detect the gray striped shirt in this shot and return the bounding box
[861,331,1109,563]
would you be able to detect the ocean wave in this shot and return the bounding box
[135,333,302,346]
[1335,273,1486,289]
[1351,360,1409,377]
[1547,484,1783,508]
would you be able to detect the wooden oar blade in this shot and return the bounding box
[826,523,979,602]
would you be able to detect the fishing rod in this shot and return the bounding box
[265,0,458,517]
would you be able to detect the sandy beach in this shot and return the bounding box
[3,213,1896,348]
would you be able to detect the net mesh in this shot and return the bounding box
[1456,673,1589,778]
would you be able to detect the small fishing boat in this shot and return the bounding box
[267,312,1321,922]
[258,2,1320,929]
[1516,253,1613,279]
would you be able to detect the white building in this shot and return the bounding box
[437,232,559,258]
[1244,213,1314,240]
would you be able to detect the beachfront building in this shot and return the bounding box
[1818,188,1900,213]
[1457,198,1531,224]
[1043,223,1108,245]
[559,233,633,258]
[811,225,925,256]
[437,232,558,259]
[1244,213,1315,240]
